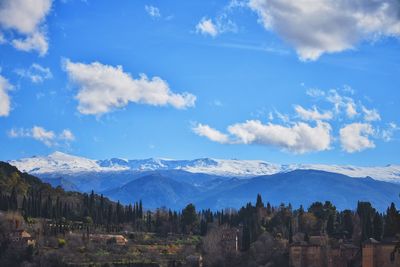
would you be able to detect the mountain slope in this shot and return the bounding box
[196,170,400,211]
[103,173,200,210]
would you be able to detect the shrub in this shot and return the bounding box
[58,238,66,248]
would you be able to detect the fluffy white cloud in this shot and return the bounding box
[196,17,219,37]
[339,123,375,153]
[228,120,332,153]
[194,120,332,154]
[362,106,381,121]
[32,126,55,146]
[192,123,230,144]
[63,59,196,115]
[8,126,75,147]
[294,105,332,121]
[15,63,52,83]
[248,0,400,60]
[0,75,13,117]
[0,0,52,55]
[145,5,161,18]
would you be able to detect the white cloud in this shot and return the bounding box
[59,129,75,141]
[63,59,196,115]
[195,5,238,38]
[0,33,5,44]
[228,120,332,153]
[362,106,381,121]
[343,85,355,95]
[0,0,52,56]
[306,88,325,98]
[196,17,219,37]
[11,31,48,55]
[339,123,375,153]
[346,102,358,119]
[248,0,400,60]
[145,5,161,18]
[380,122,399,142]
[8,126,75,147]
[32,126,55,146]
[0,75,13,117]
[274,110,290,123]
[294,105,332,121]
[326,89,359,118]
[194,120,332,154]
[15,63,52,83]
[192,123,230,144]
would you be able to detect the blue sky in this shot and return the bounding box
[0,0,399,166]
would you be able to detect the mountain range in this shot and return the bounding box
[8,152,400,211]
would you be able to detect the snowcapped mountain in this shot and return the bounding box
[9,151,128,174]
[8,151,400,183]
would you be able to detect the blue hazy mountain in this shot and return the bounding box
[195,170,400,211]
[95,170,400,211]
[8,152,400,211]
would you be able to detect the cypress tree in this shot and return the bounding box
[256,194,264,208]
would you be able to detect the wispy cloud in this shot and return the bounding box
[8,126,75,147]
[213,42,289,55]
[15,63,52,83]
[145,5,161,18]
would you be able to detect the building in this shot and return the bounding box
[9,229,36,248]
[289,235,359,267]
[90,234,128,245]
[362,238,400,267]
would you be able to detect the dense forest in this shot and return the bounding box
[0,161,400,266]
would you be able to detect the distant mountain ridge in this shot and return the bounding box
[9,151,400,183]
[6,152,400,211]
[101,170,400,211]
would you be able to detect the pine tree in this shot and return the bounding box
[384,202,399,238]
[342,210,353,239]
[256,194,264,208]
[373,212,383,240]
[327,214,335,236]
[182,203,197,234]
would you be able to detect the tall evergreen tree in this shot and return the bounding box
[384,202,399,238]
[256,194,264,208]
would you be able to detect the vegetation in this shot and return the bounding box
[0,162,400,266]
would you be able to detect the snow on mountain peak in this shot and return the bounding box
[9,152,128,174]
[7,152,400,183]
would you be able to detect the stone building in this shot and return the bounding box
[362,238,400,267]
[289,235,359,267]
